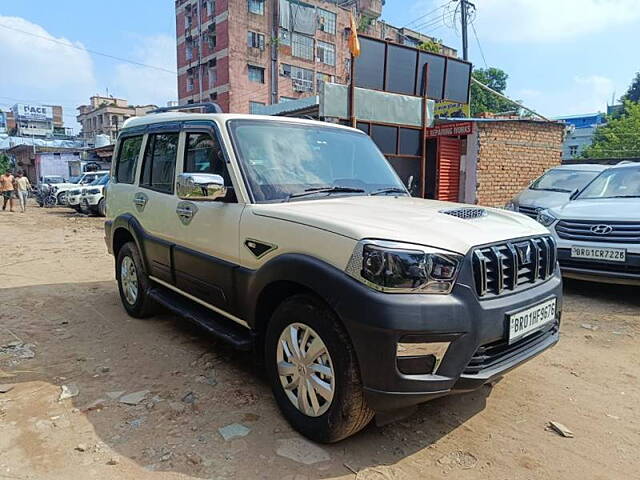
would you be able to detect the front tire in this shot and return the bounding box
[116,242,157,318]
[265,294,374,443]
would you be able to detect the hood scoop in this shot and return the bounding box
[439,207,487,220]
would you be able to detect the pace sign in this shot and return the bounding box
[12,103,53,121]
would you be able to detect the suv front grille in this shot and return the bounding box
[472,236,556,297]
[555,219,640,244]
[463,322,558,375]
[517,205,540,219]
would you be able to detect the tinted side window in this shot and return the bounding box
[141,133,179,194]
[115,135,143,184]
[184,132,231,185]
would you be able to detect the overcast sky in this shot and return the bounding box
[1,0,638,132]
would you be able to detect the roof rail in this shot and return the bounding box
[148,102,223,114]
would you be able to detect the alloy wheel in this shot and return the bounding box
[120,256,139,305]
[276,323,335,417]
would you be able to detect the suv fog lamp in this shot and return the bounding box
[396,341,451,375]
[346,240,462,294]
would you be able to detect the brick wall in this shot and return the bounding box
[475,121,565,207]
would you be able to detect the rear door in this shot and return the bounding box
[134,127,182,284]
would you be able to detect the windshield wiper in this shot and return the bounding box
[532,187,572,193]
[370,187,408,196]
[286,186,365,201]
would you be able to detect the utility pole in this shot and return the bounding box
[460,0,469,61]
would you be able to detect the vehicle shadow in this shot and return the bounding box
[562,277,640,307]
[0,281,490,478]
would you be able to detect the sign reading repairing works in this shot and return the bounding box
[426,121,473,138]
[12,103,53,121]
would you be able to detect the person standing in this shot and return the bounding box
[1,170,15,212]
[15,171,31,213]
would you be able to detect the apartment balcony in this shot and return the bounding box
[358,0,382,19]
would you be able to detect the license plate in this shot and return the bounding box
[508,298,556,344]
[571,246,626,262]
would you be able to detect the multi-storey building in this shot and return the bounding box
[175,0,456,113]
[76,96,157,144]
[4,104,65,137]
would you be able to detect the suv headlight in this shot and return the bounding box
[346,240,463,294]
[537,210,557,227]
[87,188,100,195]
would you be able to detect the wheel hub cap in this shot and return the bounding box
[120,256,138,305]
[276,323,335,417]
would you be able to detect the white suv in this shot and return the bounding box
[105,105,562,442]
[79,174,109,216]
[56,170,109,205]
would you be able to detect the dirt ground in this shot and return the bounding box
[0,204,639,480]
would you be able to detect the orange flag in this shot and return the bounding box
[349,12,361,57]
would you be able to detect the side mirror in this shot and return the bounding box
[177,173,227,201]
[569,188,579,200]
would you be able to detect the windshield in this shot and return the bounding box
[68,176,81,184]
[578,165,640,199]
[228,120,406,202]
[530,168,601,192]
[89,174,109,186]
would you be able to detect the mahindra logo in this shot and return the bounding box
[515,242,533,265]
[590,224,613,235]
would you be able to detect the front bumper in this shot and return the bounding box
[338,270,563,412]
[83,194,101,206]
[557,247,640,286]
[67,195,81,207]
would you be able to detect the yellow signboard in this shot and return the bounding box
[434,101,470,118]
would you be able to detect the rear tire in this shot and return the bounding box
[265,294,374,443]
[97,198,106,217]
[116,241,157,318]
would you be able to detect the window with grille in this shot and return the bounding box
[187,75,194,91]
[186,42,194,60]
[292,33,314,60]
[569,145,578,156]
[203,0,214,16]
[317,8,336,34]
[206,24,216,49]
[290,65,313,92]
[248,65,265,83]
[247,31,265,50]
[316,40,335,66]
[208,67,217,87]
[248,0,264,15]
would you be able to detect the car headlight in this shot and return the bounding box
[346,240,463,294]
[87,189,100,195]
[537,210,557,226]
[504,201,518,211]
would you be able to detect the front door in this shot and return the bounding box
[170,126,245,314]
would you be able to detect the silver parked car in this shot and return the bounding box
[506,164,607,218]
[538,162,640,285]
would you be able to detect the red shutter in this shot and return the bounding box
[436,136,461,202]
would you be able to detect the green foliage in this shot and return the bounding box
[357,16,372,33]
[621,72,640,103]
[470,67,513,116]
[0,153,10,174]
[581,101,640,159]
[417,39,442,54]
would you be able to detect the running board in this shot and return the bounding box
[148,285,254,351]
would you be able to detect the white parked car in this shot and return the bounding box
[79,174,109,216]
[505,164,607,218]
[538,162,640,285]
[105,106,562,442]
[55,170,109,205]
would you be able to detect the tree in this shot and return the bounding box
[581,101,640,159]
[621,72,640,103]
[0,153,10,175]
[470,67,514,116]
[417,39,443,54]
